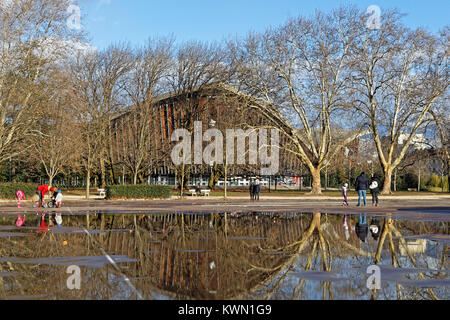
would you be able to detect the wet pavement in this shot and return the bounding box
[0,210,448,300]
[0,198,449,217]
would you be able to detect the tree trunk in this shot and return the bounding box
[224,164,227,199]
[100,158,106,188]
[310,167,322,195]
[180,163,185,197]
[86,170,91,199]
[418,165,421,192]
[108,160,116,185]
[394,168,398,192]
[382,167,393,195]
[133,172,138,185]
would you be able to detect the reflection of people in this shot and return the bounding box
[15,214,26,227]
[355,172,369,207]
[55,213,63,228]
[16,190,26,208]
[37,212,49,233]
[369,176,381,207]
[342,215,350,240]
[355,214,368,242]
[369,218,381,241]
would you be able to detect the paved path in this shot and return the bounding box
[0,197,449,220]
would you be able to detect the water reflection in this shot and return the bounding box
[0,212,448,300]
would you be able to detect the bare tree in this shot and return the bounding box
[70,44,132,197]
[229,8,367,194]
[167,41,228,195]
[349,11,449,194]
[429,93,449,192]
[28,72,81,187]
[121,38,174,184]
[0,0,80,164]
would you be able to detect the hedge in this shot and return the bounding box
[0,183,38,200]
[105,185,172,200]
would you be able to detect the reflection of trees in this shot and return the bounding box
[0,214,139,300]
[0,212,448,300]
[371,218,448,300]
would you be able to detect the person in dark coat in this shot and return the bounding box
[369,176,381,207]
[254,178,261,201]
[355,172,369,206]
[249,181,255,200]
[355,214,368,243]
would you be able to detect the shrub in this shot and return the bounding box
[0,183,38,199]
[105,185,172,200]
[429,174,441,188]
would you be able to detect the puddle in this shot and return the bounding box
[0,211,448,300]
[394,279,450,288]
[289,271,344,282]
[0,232,27,237]
[50,228,106,235]
[229,237,267,240]
[394,234,450,244]
[0,255,137,268]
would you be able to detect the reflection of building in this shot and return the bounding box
[105,213,307,299]
[399,239,427,256]
[1,214,446,300]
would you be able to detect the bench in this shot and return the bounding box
[189,189,198,196]
[98,189,106,197]
[407,188,418,192]
[201,189,211,197]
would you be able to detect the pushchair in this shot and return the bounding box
[46,191,59,208]
[32,192,56,208]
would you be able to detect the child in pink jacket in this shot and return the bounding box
[16,190,26,208]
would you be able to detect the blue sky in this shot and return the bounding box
[77,0,450,49]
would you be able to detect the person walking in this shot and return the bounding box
[255,178,261,201]
[249,181,255,200]
[355,172,369,207]
[369,176,381,207]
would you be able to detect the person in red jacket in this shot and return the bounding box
[36,185,55,207]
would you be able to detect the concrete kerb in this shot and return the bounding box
[1,195,450,203]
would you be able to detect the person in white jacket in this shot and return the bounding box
[55,190,63,208]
